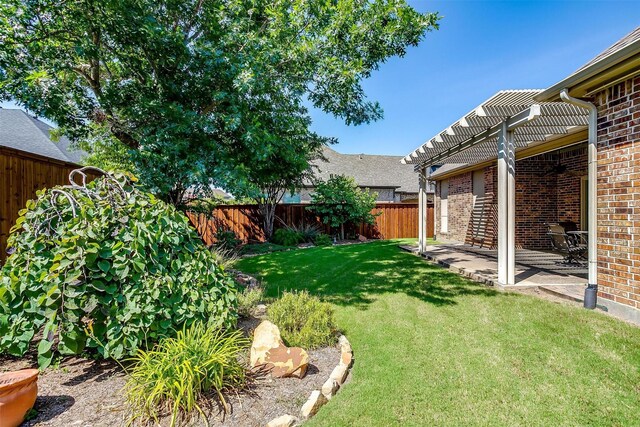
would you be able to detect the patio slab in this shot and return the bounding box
[406,243,588,288]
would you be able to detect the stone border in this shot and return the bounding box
[265,335,354,427]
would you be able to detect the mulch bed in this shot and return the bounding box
[1,317,341,427]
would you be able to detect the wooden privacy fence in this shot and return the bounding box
[187,202,434,245]
[0,147,96,262]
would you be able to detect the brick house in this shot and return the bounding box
[403,27,640,322]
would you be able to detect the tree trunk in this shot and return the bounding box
[341,223,345,240]
[262,201,276,240]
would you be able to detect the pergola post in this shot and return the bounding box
[418,167,427,252]
[497,121,516,286]
[497,121,508,285]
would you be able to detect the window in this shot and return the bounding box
[440,180,449,233]
[472,170,485,206]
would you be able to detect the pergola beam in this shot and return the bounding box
[415,105,541,168]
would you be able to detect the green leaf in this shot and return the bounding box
[97,260,111,273]
[38,337,53,355]
[59,330,85,355]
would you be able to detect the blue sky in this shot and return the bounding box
[3,1,639,157]
[309,0,640,156]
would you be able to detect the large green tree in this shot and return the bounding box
[0,0,439,204]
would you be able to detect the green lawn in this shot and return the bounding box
[235,240,640,426]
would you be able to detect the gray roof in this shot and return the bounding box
[308,146,421,193]
[0,108,86,163]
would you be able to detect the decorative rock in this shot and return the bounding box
[250,321,309,378]
[358,235,367,242]
[264,344,309,379]
[338,335,352,355]
[250,320,283,367]
[329,363,349,385]
[254,304,267,316]
[340,350,353,368]
[266,414,298,427]
[321,378,340,400]
[300,390,328,419]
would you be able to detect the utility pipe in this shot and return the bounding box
[560,88,598,309]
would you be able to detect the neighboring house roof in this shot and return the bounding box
[536,26,640,101]
[308,146,421,194]
[0,108,86,164]
[210,188,233,200]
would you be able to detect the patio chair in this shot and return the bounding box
[547,223,587,264]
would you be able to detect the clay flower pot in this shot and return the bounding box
[0,369,39,427]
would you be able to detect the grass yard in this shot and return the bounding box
[235,240,640,426]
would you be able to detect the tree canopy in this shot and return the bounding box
[0,0,439,203]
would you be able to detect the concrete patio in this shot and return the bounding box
[401,243,588,301]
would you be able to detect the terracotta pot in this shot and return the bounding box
[0,369,39,427]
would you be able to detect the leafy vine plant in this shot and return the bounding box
[0,168,238,368]
[32,167,128,239]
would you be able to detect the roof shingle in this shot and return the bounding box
[0,109,86,163]
[308,146,420,193]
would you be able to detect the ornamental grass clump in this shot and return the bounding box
[267,290,338,349]
[125,323,250,427]
[0,169,238,367]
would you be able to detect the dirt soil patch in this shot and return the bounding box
[1,320,342,426]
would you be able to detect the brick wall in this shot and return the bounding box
[514,155,558,248]
[557,146,588,229]
[593,76,640,309]
[434,145,585,249]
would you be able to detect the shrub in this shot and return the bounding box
[237,287,265,318]
[0,170,237,367]
[267,291,337,349]
[314,234,333,246]
[271,228,302,247]
[214,227,241,249]
[287,223,322,243]
[125,323,249,427]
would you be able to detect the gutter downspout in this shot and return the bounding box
[560,88,598,309]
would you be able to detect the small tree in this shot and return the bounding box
[308,175,378,240]
[232,135,327,240]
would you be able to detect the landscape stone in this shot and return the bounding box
[329,363,349,385]
[266,414,298,427]
[300,390,328,419]
[264,344,309,378]
[321,378,340,400]
[338,335,352,355]
[254,304,267,316]
[250,320,283,367]
[340,350,353,368]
